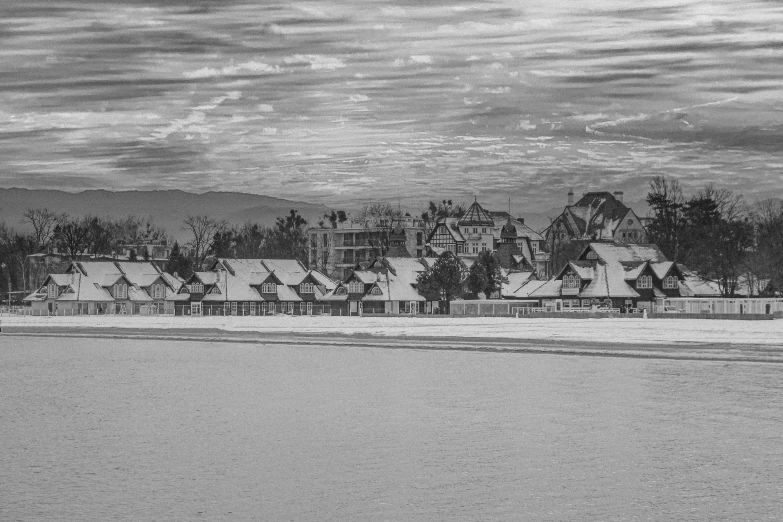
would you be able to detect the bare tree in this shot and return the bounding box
[183,215,226,270]
[22,208,65,250]
[55,216,92,260]
[352,203,404,259]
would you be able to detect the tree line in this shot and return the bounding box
[645,177,783,296]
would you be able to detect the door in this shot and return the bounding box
[306,302,313,315]
[350,301,358,315]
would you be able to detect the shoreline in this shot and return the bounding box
[3,315,783,363]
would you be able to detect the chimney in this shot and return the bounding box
[567,189,574,206]
[519,217,525,225]
[613,191,624,203]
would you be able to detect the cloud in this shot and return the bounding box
[183,61,280,79]
[283,54,345,70]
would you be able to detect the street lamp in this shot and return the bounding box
[0,262,8,311]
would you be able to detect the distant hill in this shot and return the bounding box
[0,188,331,242]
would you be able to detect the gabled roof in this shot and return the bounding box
[553,192,638,240]
[426,218,466,244]
[458,199,495,227]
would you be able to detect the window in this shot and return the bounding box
[306,302,313,314]
[210,286,220,294]
[300,283,314,293]
[114,284,127,299]
[456,244,464,254]
[242,303,249,315]
[348,281,363,294]
[261,283,276,293]
[335,286,347,295]
[482,228,487,233]
[370,286,382,295]
[532,243,539,254]
[268,301,275,313]
[152,284,164,299]
[231,302,238,315]
[416,232,423,246]
[224,302,230,315]
[191,283,204,294]
[300,302,306,313]
[250,302,256,315]
[627,219,634,225]
[48,284,58,298]
[586,251,597,260]
[416,249,422,258]
[288,302,294,312]
[637,275,653,289]
[481,243,487,252]
[663,276,678,289]
[563,274,581,289]
[473,228,478,233]
[472,245,478,254]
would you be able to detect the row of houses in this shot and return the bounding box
[24,239,746,317]
[23,256,441,317]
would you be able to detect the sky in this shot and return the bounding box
[2,0,783,214]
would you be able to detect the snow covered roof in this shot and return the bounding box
[568,261,595,280]
[588,242,666,264]
[501,271,536,298]
[308,269,337,290]
[528,279,563,298]
[650,261,674,280]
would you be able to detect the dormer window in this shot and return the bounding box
[370,286,382,295]
[586,251,597,260]
[348,280,364,293]
[300,283,314,294]
[563,274,581,289]
[47,283,58,298]
[261,283,277,293]
[114,283,128,299]
[210,286,221,294]
[335,286,347,295]
[152,284,165,299]
[190,283,204,294]
[637,275,653,289]
[663,276,678,289]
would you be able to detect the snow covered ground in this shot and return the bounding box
[2,314,782,347]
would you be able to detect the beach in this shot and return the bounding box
[2,315,782,362]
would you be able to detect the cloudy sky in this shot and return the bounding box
[2,0,783,213]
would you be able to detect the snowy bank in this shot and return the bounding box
[2,315,782,348]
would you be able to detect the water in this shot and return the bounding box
[2,337,782,521]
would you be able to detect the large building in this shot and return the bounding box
[546,190,647,244]
[307,215,426,280]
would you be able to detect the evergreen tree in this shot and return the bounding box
[416,251,465,312]
[466,251,506,298]
[165,241,192,279]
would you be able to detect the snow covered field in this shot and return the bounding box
[2,314,782,348]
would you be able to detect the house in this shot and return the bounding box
[323,257,440,315]
[546,190,647,244]
[426,199,545,274]
[306,215,426,280]
[527,242,689,311]
[23,261,183,315]
[177,258,337,316]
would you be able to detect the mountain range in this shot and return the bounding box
[0,188,331,242]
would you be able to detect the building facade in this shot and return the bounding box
[307,215,426,280]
